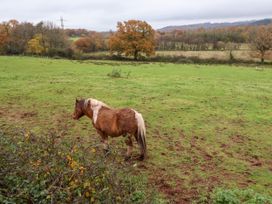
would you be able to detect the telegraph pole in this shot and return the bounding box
[59,16,66,29]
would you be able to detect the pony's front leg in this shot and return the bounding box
[124,136,133,161]
[102,137,109,155]
[97,130,109,154]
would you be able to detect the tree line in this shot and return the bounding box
[0,19,272,62]
[155,27,248,51]
[0,20,72,57]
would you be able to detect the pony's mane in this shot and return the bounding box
[84,98,109,109]
[84,98,109,123]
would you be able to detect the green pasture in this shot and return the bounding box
[0,56,271,203]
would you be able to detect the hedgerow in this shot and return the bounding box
[0,127,161,204]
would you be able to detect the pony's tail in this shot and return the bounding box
[134,110,147,159]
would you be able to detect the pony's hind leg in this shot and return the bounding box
[134,133,145,161]
[124,136,133,161]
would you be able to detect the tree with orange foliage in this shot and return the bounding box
[250,26,272,63]
[74,32,104,53]
[27,34,46,55]
[109,20,155,60]
[0,19,18,53]
[0,25,8,53]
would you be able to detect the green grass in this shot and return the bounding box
[0,56,272,203]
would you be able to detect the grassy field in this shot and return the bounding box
[0,56,272,203]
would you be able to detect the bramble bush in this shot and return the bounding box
[0,127,160,204]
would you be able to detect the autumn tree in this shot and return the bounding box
[27,34,46,54]
[0,20,72,57]
[0,24,9,53]
[74,32,104,52]
[109,20,155,60]
[250,26,272,63]
[6,22,35,54]
[0,19,19,53]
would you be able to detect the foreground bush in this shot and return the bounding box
[210,188,272,204]
[0,128,160,204]
[107,69,131,78]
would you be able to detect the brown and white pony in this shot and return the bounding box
[72,98,147,160]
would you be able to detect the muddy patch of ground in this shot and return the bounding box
[0,106,38,122]
[147,132,258,204]
[220,134,267,169]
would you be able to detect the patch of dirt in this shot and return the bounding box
[0,107,38,122]
[190,136,213,161]
[220,134,265,169]
[19,111,38,119]
[220,143,234,157]
[149,173,196,204]
[249,156,263,167]
[230,134,248,143]
[148,133,256,204]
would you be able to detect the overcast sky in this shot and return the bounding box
[1,0,272,31]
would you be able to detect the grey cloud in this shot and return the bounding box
[0,0,271,31]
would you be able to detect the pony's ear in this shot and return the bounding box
[76,98,79,103]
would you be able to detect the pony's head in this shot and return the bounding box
[73,98,85,120]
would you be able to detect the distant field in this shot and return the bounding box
[83,50,272,63]
[69,36,80,41]
[0,56,272,203]
[156,50,272,62]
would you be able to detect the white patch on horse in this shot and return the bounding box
[85,98,108,124]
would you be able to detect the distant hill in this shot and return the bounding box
[158,18,272,32]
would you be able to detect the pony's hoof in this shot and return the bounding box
[138,155,145,161]
[124,155,132,161]
[104,149,110,156]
